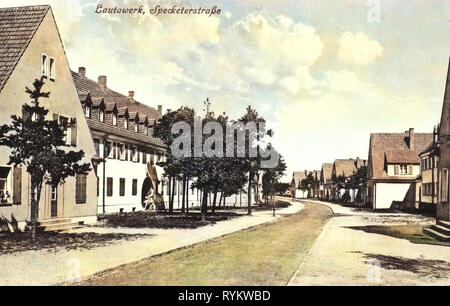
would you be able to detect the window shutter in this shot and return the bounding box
[12,167,22,204]
[407,165,412,175]
[394,165,399,175]
[70,118,77,146]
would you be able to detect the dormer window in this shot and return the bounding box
[112,112,117,126]
[134,118,139,133]
[145,124,149,136]
[99,108,105,122]
[41,54,48,76]
[84,104,91,118]
[124,116,129,130]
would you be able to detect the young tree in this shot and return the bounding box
[0,78,91,239]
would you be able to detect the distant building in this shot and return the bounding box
[331,159,360,201]
[0,6,97,230]
[367,128,432,210]
[319,163,333,200]
[291,171,308,199]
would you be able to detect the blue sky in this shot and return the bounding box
[2,0,449,180]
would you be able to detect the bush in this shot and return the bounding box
[341,191,351,203]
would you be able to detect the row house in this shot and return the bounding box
[319,163,333,200]
[71,67,169,214]
[0,6,98,230]
[424,59,450,240]
[417,126,440,213]
[367,128,432,210]
[290,171,308,199]
[72,68,256,213]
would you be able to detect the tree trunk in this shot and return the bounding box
[212,192,217,214]
[186,181,189,214]
[201,189,208,221]
[218,192,223,209]
[247,170,253,215]
[181,178,186,213]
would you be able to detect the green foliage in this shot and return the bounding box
[0,77,90,237]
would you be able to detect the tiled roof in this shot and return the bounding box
[86,118,166,149]
[71,70,161,120]
[333,159,357,177]
[321,163,333,182]
[0,5,49,92]
[385,151,421,164]
[369,132,433,180]
[292,171,307,188]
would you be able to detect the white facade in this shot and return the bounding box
[373,182,412,209]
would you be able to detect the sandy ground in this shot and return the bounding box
[289,200,450,286]
[0,201,303,286]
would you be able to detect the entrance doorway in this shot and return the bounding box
[141,177,153,208]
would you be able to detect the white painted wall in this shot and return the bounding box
[374,182,411,209]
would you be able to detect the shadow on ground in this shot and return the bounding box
[356,252,450,279]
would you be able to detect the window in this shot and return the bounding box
[132,179,137,196]
[118,144,126,160]
[49,57,55,81]
[84,104,91,118]
[120,178,125,196]
[399,165,408,175]
[134,118,139,133]
[132,147,138,162]
[142,152,147,164]
[51,186,57,201]
[105,141,113,158]
[75,174,87,203]
[107,177,113,196]
[442,169,448,203]
[0,167,12,204]
[99,109,105,122]
[41,54,47,76]
[112,112,118,126]
[124,117,129,130]
[145,124,149,136]
[93,138,100,155]
[97,176,99,197]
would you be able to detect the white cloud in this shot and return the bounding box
[338,31,383,66]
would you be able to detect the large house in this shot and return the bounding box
[367,128,432,210]
[436,60,450,222]
[0,6,98,230]
[71,67,169,213]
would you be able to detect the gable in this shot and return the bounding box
[0,5,49,93]
[440,58,450,138]
[0,6,95,159]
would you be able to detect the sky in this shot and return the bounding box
[2,0,449,181]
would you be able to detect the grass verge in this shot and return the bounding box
[74,202,332,286]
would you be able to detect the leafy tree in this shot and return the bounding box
[0,78,90,239]
[239,106,267,215]
[262,154,286,204]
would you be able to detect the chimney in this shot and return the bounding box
[128,91,135,101]
[408,128,414,150]
[78,67,86,78]
[157,105,162,115]
[433,125,439,143]
[98,75,107,91]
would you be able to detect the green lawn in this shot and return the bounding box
[349,224,450,247]
[75,202,332,286]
